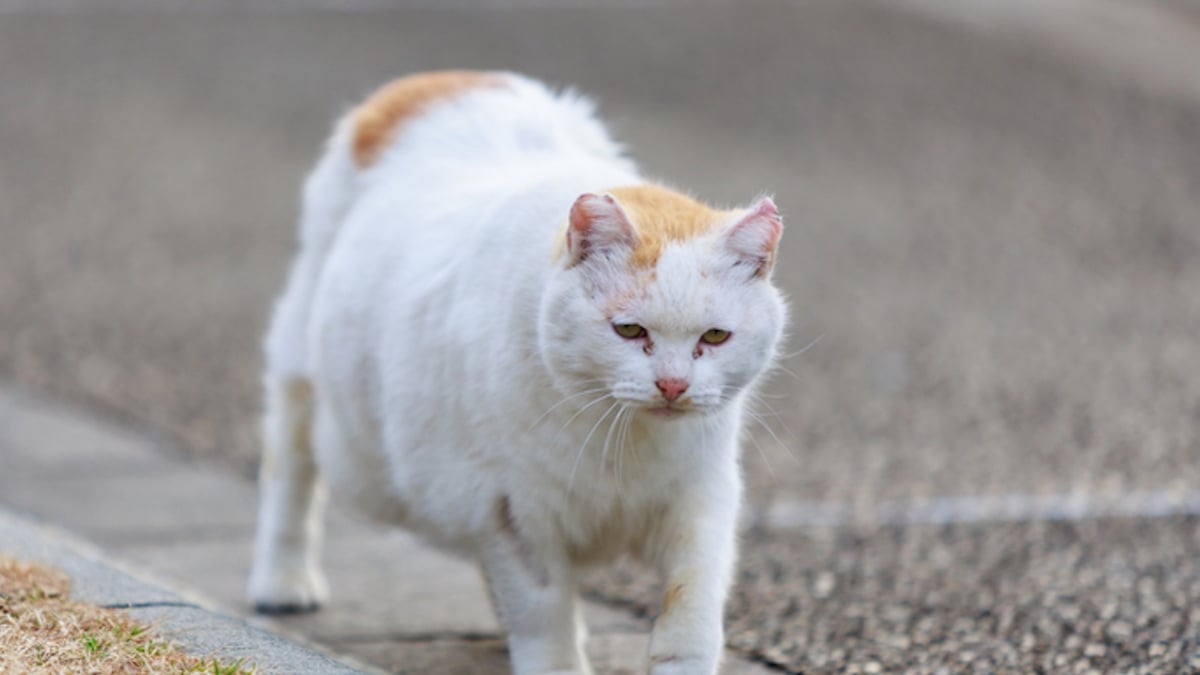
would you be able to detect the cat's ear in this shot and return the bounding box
[565,193,637,267]
[724,197,783,279]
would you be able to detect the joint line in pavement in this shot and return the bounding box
[758,489,1200,529]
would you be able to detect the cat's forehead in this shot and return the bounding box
[607,184,731,268]
[610,244,733,329]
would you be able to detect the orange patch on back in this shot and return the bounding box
[606,185,724,267]
[350,70,507,167]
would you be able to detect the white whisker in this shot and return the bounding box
[771,334,824,381]
[745,391,796,437]
[599,403,626,478]
[616,409,635,499]
[529,385,610,430]
[557,392,615,435]
[567,400,620,496]
[779,334,824,360]
[736,413,777,479]
[746,408,798,465]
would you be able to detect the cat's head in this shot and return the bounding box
[539,184,787,420]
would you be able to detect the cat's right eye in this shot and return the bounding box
[613,323,647,339]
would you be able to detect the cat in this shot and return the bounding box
[247,70,787,675]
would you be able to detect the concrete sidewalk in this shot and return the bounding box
[0,384,774,673]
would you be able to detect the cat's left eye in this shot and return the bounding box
[613,323,648,339]
[700,328,731,345]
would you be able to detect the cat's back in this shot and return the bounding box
[319,70,637,300]
[347,70,628,178]
[317,71,636,273]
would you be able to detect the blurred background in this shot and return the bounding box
[2,0,1199,672]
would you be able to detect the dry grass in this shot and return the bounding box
[0,554,256,674]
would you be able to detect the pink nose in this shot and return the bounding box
[655,378,689,402]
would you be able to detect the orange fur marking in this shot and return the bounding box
[661,581,686,616]
[350,70,507,168]
[552,185,726,267]
[607,185,724,267]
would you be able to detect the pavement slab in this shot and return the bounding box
[118,530,504,640]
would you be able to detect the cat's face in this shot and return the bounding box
[540,187,787,420]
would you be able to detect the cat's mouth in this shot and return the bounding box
[643,405,689,419]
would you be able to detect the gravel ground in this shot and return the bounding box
[2,2,1199,672]
[592,516,1200,673]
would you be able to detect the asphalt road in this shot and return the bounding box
[2,2,1199,671]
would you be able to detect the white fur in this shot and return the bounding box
[248,73,787,675]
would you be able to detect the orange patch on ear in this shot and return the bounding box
[606,185,724,267]
[350,70,508,167]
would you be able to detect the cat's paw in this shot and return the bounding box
[648,654,718,675]
[648,622,721,675]
[246,561,329,614]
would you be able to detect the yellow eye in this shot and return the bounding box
[701,328,731,345]
[613,323,647,339]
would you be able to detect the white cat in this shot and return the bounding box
[248,71,787,675]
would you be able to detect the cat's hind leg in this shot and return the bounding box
[247,234,332,616]
[247,118,356,614]
[247,375,330,614]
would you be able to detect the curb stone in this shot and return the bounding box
[0,506,380,674]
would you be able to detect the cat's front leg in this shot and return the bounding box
[646,500,738,675]
[481,495,592,675]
